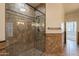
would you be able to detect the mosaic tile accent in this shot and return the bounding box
[45,33,64,56]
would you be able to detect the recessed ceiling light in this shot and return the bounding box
[20,8,26,12]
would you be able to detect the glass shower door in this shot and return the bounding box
[35,16,45,52]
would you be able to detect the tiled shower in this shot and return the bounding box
[5,3,46,56]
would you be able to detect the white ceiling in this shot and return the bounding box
[63,3,79,13]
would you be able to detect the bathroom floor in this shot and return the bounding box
[18,45,79,56]
[18,48,65,56]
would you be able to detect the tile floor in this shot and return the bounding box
[18,40,79,56]
[65,31,79,56]
[19,48,43,56]
[18,41,79,56]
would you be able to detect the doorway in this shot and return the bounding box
[65,21,77,56]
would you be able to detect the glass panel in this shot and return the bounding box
[35,15,45,52]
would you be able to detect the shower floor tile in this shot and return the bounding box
[19,48,43,56]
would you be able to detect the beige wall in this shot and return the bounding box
[0,4,5,41]
[63,3,79,13]
[46,3,64,33]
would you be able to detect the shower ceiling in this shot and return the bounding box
[28,3,41,8]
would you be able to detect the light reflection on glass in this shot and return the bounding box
[17,22,24,25]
